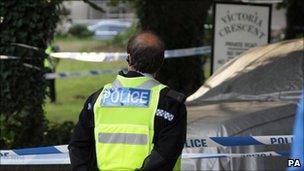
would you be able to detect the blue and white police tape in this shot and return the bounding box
[185,135,293,148]
[0,59,43,71]
[0,56,121,79]
[50,52,126,62]
[0,55,20,59]
[0,145,290,165]
[0,145,69,165]
[50,46,211,62]
[44,69,121,79]
[164,46,211,58]
[182,150,290,159]
[0,43,46,60]
[1,43,211,61]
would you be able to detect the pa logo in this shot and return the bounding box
[288,159,301,167]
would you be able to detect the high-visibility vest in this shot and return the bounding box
[44,46,54,70]
[93,74,181,170]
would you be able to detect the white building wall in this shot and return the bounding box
[63,1,134,20]
[271,5,286,30]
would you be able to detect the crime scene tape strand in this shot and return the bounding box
[0,135,293,165]
[0,148,290,165]
[50,46,211,62]
[44,69,120,79]
[182,150,290,159]
[185,135,293,148]
[1,46,211,61]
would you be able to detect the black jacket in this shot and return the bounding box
[68,71,187,171]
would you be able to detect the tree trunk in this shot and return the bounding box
[135,0,212,96]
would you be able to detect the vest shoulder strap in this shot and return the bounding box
[92,88,103,104]
[166,90,186,103]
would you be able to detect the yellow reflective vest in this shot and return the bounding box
[44,46,54,70]
[93,74,181,170]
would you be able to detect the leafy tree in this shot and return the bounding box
[0,0,109,149]
[278,0,304,39]
[78,0,213,96]
[0,0,62,148]
[134,0,213,96]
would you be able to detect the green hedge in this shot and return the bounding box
[68,24,93,38]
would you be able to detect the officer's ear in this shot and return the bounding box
[126,54,132,65]
[127,54,136,68]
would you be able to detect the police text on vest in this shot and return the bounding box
[101,87,151,107]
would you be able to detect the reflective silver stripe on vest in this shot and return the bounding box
[99,133,148,145]
[112,79,123,88]
[138,79,160,89]
[111,78,160,89]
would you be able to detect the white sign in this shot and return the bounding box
[212,2,271,72]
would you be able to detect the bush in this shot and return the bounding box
[68,24,93,38]
[43,121,75,146]
[111,23,138,47]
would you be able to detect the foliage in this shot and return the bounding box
[53,36,125,52]
[111,23,139,47]
[0,0,62,149]
[68,24,93,38]
[55,3,72,35]
[134,0,213,96]
[283,0,304,39]
[277,0,304,39]
[43,121,75,146]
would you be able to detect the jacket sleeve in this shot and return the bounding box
[138,90,187,171]
[68,91,100,171]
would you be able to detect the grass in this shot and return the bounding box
[53,36,125,52]
[45,36,211,123]
[44,60,127,123]
[44,36,127,123]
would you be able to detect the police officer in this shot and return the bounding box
[45,45,59,103]
[69,31,187,171]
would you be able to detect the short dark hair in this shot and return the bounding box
[127,31,165,73]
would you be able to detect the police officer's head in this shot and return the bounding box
[127,31,165,74]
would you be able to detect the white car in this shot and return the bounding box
[87,20,132,39]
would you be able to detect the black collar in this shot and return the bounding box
[118,70,144,78]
